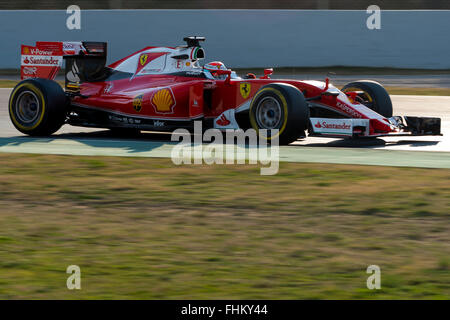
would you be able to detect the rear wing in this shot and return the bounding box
[21,41,107,91]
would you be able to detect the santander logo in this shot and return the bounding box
[315,120,351,130]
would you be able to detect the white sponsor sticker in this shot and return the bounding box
[21,55,63,66]
[29,48,52,56]
[22,66,37,75]
[214,109,240,129]
[63,42,83,55]
[310,118,354,135]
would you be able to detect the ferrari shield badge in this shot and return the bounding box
[133,94,144,112]
[139,54,148,66]
[240,82,251,99]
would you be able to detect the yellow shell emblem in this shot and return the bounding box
[151,88,175,113]
[139,54,148,66]
[240,82,251,99]
[23,47,30,54]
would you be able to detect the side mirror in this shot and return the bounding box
[216,69,232,84]
[260,68,273,79]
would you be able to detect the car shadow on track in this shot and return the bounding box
[291,137,440,149]
[62,132,440,150]
[380,139,441,148]
[57,130,175,142]
[0,130,176,154]
[0,130,441,154]
[298,138,387,148]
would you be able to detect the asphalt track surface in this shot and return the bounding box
[1,88,449,169]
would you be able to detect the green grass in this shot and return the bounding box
[0,153,448,299]
[0,80,21,88]
[384,87,450,96]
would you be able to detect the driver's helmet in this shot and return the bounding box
[203,61,227,78]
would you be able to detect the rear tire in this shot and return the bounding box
[249,83,309,145]
[9,78,67,136]
[341,80,393,118]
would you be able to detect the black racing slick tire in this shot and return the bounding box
[249,83,309,145]
[341,80,393,118]
[9,78,67,136]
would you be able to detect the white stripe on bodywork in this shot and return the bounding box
[235,100,251,113]
[310,117,370,136]
[336,91,391,127]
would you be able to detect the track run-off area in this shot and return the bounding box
[1,88,449,169]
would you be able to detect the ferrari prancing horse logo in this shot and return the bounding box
[240,82,251,99]
[139,54,148,66]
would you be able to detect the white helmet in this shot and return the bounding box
[203,61,227,78]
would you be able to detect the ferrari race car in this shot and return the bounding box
[10,37,441,144]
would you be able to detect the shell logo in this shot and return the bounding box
[23,47,30,54]
[151,88,176,113]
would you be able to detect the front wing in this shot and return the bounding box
[309,116,441,138]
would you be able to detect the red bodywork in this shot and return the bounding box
[74,76,324,120]
[19,39,440,139]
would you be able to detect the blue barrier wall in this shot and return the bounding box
[0,10,449,69]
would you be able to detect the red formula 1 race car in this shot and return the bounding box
[10,36,441,144]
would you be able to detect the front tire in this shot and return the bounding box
[9,78,67,136]
[341,80,393,118]
[249,83,309,145]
